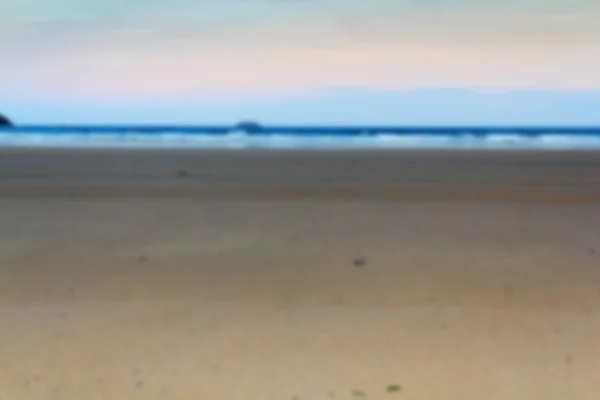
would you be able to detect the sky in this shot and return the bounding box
[1,0,600,125]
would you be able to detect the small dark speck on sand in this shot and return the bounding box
[386,384,402,393]
[134,380,144,388]
[138,255,147,262]
[353,258,367,268]
[565,356,574,364]
[176,169,189,178]
[588,248,597,255]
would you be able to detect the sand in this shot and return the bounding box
[1,148,599,400]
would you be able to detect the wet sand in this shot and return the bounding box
[1,148,600,400]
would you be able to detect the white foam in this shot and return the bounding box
[0,130,599,150]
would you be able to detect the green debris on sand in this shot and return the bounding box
[385,384,402,393]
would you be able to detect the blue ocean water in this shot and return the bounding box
[1,125,600,150]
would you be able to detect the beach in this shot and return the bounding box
[1,148,600,400]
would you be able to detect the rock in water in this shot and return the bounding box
[0,114,13,127]
[234,120,263,133]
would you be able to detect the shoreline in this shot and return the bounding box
[1,148,599,202]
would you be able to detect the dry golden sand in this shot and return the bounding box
[1,149,600,400]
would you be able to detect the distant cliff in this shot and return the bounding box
[0,114,13,126]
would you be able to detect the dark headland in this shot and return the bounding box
[0,114,13,127]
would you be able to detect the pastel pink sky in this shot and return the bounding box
[1,1,600,124]
[2,0,600,99]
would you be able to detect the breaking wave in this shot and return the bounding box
[1,126,599,150]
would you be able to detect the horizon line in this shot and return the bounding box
[4,124,600,132]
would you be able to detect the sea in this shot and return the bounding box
[1,125,600,150]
